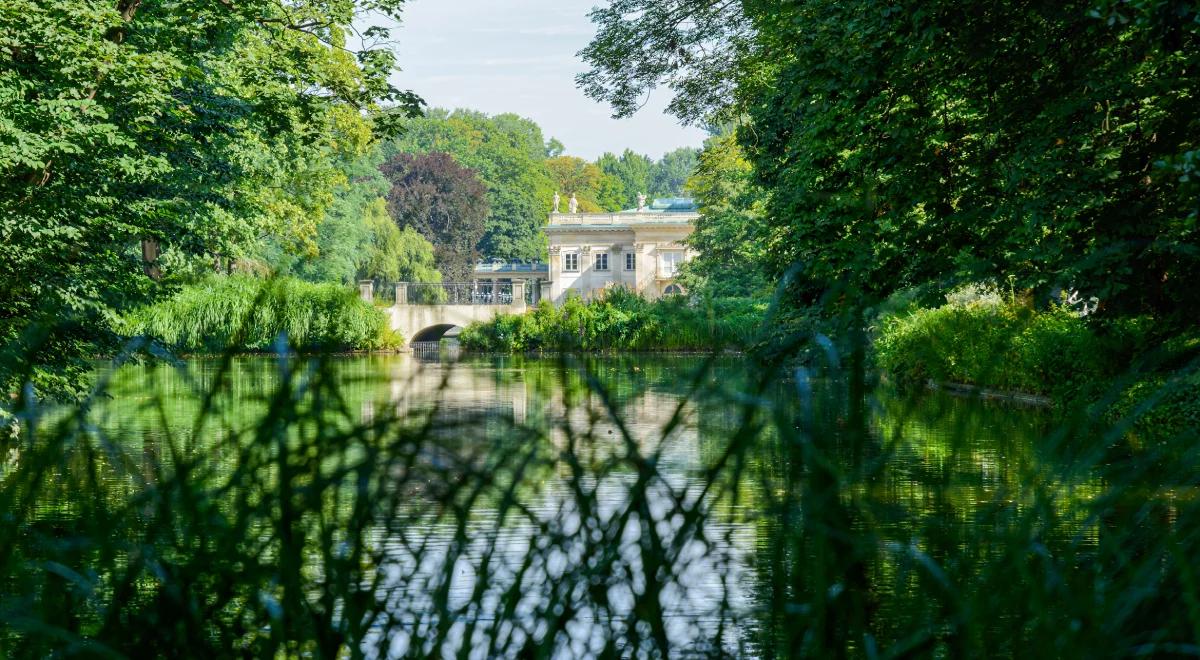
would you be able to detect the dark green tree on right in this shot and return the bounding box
[581,0,1200,325]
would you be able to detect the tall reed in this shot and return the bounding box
[0,331,1197,657]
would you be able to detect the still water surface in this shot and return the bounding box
[88,353,1089,657]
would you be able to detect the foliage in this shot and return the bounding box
[680,133,769,297]
[381,151,489,282]
[594,147,699,209]
[459,288,765,352]
[264,150,387,285]
[383,109,555,261]
[360,201,441,292]
[1107,368,1200,446]
[125,276,399,353]
[1102,331,1200,444]
[263,149,441,292]
[0,0,422,398]
[578,0,757,125]
[874,291,1107,401]
[597,149,654,209]
[546,156,625,212]
[649,146,701,199]
[585,0,1200,329]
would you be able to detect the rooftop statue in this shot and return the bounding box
[553,191,560,213]
[637,193,647,212]
[569,193,579,214]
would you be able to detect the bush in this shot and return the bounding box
[459,288,766,353]
[874,292,1103,400]
[125,275,400,353]
[1102,333,1200,444]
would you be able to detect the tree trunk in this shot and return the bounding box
[141,239,161,280]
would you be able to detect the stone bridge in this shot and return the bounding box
[362,281,529,348]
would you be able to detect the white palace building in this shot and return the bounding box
[472,197,700,305]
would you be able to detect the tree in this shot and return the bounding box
[546,156,625,212]
[582,0,1200,326]
[743,0,1200,321]
[597,149,654,209]
[267,151,388,285]
[0,0,422,398]
[360,200,442,287]
[649,147,700,198]
[384,109,555,261]
[381,152,489,282]
[577,0,756,125]
[681,133,769,297]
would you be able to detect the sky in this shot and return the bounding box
[383,0,709,161]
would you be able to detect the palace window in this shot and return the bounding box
[664,284,684,295]
[594,251,609,271]
[659,251,683,277]
[625,252,636,271]
[563,251,579,272]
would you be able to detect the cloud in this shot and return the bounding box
[387,0,708,160]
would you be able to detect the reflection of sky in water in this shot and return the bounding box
[369,357,757,657]
[90,354,1069,659]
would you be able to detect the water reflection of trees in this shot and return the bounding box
[1,355,1196,656]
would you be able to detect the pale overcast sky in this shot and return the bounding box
[384,0,709,161]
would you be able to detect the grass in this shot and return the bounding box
[124,275,401,353]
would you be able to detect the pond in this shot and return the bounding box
[4,353,1189,658]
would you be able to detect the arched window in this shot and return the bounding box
[664,284,683,296]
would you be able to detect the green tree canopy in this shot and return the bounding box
[597,149,654,209]
[681,133,769,297]
[583,0,1200,326]
[0,0,422,397]
[381,151,489,282]
[649,147,701,199]
[384,109,555,261]
[360,200,442,287]
[266,151,387,285]
[546,156,625,212]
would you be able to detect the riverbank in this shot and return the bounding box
[459,286,1197,442]
[874,291,1199,442]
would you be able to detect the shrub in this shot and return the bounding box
[1102,332,1200,444]
[125,275,400,353]
[874,292,1103,400]
[458,289,766,353]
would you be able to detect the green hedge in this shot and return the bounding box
[874,293,1200,442]
[126,275,400,353]
[874,297,1103,400]
[459,288,764,352]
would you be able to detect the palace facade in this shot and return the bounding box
[544,198,699,303]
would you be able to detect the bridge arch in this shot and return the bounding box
[411,324,462,343]
[388,282,529,350]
